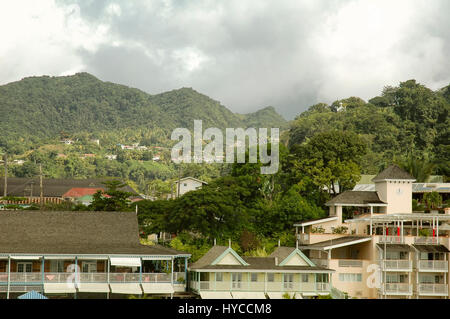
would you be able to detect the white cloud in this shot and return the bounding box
[0,0,448,118]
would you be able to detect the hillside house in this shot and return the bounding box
[174,177,207,197]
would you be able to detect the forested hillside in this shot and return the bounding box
[0,72,288,153]
[288,80,449,178]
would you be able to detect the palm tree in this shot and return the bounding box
[398,156,435,182]
[423,192,443,210]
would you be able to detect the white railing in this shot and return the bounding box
[196,281,330,293]
[418,284,448,295]
[78,273,108,283]
[44,272,73,282]
[383,283,412,294]
[1,272,176,283]
[316,283,330,291]
[173,272,185,283]
[378,236,404,244]
[338,260,363,268]
[311,259,329,268]
[141,273,171,283]
[8,273,42,283]
[414,237,439,245]
[382,260,412,271]
[418,260,448,271]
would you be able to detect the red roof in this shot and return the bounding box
[62,188,104,198]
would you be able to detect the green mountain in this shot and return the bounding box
[0,73,287,148]
[237,106,289,130]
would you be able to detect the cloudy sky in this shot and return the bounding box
[1,0,449,119]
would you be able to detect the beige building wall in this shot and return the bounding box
[375,180,412,214]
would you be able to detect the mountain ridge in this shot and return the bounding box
[0,73,288,146]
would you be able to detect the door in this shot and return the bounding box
[82,261,97,273]
[232,273,242,289]
[17,262,33,273]
[283,274,294,289]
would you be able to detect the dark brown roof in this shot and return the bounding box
[0,210,188,256]
[269,247,295,261]
[190,246,228,268]
[190,246,331,272]
[326,191,386,206]
[372,165,415,182]
[376,244,413,251]
[0,178,137,198]
[412,244,450,253]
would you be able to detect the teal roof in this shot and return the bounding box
[18,291,48,299]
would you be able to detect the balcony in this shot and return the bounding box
[310,259,329,268]
[378,236,404,244]
[417,284,448,296]
[414,237,439,245]
[417,260,448,272]
[382,283,412,295]
[381,260,412,272]
[0,272,179,284]
[338,260,363,268]
[192,281,330,294]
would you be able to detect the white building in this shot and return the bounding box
[295,165,450,299]
[174,177,208,197]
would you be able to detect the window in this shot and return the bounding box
[267,273,274,282]
[284,274,294,289]
[302,274,309,283]
[82,261,97,273]
[17,262,32,273]
[316,274,329,283]
[216,273,223,282]
[232,273,242,288]
[251,273,258,282]
[339,273,362,282]
[50,260,65,273]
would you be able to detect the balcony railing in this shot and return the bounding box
[338,260,363,268]
[0,272,176,284]
[378,236,404,244]
[382,283,412,295]
[381,260,412,271]
[417,260,448,272]
[418,284,448,295]
[192,281,330,293]
[414,237,439,245]
[311,259,329,268]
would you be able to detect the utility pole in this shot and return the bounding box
[39,163,43,209]
[3,154,7,197]
[177,164,182,198]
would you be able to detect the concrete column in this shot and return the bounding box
[6,255,10,300]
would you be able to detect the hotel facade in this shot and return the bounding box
[295,165,449,299]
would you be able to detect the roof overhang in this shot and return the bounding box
[326,203,387,207]
[300,237,372,251]
[293,217,338,227]
[373,179,416,183]
[345,213,450,223]
[189,269,334,273]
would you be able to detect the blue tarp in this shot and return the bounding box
[17,291,48,299]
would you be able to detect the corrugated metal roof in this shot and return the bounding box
[412,244,450,253]
[18,291,48,299]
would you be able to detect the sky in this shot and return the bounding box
[0,0,449,119]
